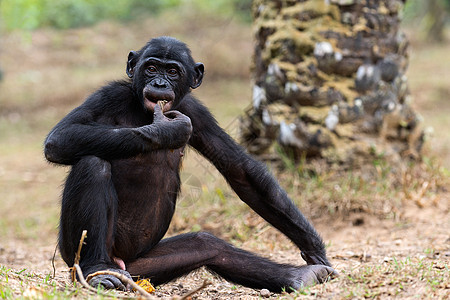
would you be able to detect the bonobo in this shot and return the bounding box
[44,36,337,292]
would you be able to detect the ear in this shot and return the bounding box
[190,63,204,89]
[126,51,139,78]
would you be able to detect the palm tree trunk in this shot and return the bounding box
[240,0,424,169]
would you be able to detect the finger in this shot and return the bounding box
[163,110,183,119]
[301,252,314,265]
[301,252,331,266]
[153,103,165,122]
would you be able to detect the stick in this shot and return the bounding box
[71,230,87,282]
[51,243,58,278]
[75,230,87,265]
[74,264,102,293]
[86,270,155,300]
[173,280,211,300]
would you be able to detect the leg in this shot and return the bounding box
[127,232,336,292]
[59,156,130,290]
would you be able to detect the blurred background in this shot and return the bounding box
[0,0,449,297]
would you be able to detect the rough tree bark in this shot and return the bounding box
[240,0,424,170]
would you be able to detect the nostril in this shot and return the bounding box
[154,79,167,88]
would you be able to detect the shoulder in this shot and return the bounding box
[94,80,133,101]
[66,80,134,122]
[83,80,134,108]
[177,94,218,126]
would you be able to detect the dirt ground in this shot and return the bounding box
[1,197,448,299]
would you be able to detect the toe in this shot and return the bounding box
[108,275,127,291]
[315,266,338,283]
[90,276,114,289]
[89,274,125,290]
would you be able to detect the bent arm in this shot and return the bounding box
[182,98,330,266]
[44,106,148,165]
[45,96,192,165]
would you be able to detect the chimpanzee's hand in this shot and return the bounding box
[301,251,332,267]
[88,268,132,291]
[134,104,192,150]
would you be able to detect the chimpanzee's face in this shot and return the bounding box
[126,37,204,112]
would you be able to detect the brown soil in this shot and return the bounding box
[1,198,448,299]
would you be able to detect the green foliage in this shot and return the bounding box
[0,0,44,30]
[402,0,449,24]
[0,0,251,31]
[402,0,426,22]
[0,0,129,30]
[41,0,131,29]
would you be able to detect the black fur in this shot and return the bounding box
[44,36,335,292]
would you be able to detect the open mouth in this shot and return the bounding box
[144,98,174,112]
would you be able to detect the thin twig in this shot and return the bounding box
[87,270,155,299]
[71,230,87,282]
[74,264,102,293]
[173,280,211,300]
[51,243,58,278]
[75,230,87,265]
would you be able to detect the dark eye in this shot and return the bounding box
[168,69,178,76]
[147,66,157,73]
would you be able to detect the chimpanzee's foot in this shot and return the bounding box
[289,265,338,290]
[87,268,132,291]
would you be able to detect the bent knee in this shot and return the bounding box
[193,232,229,249]
[193,231,218,241]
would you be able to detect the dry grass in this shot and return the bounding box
[0,9,449,299]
